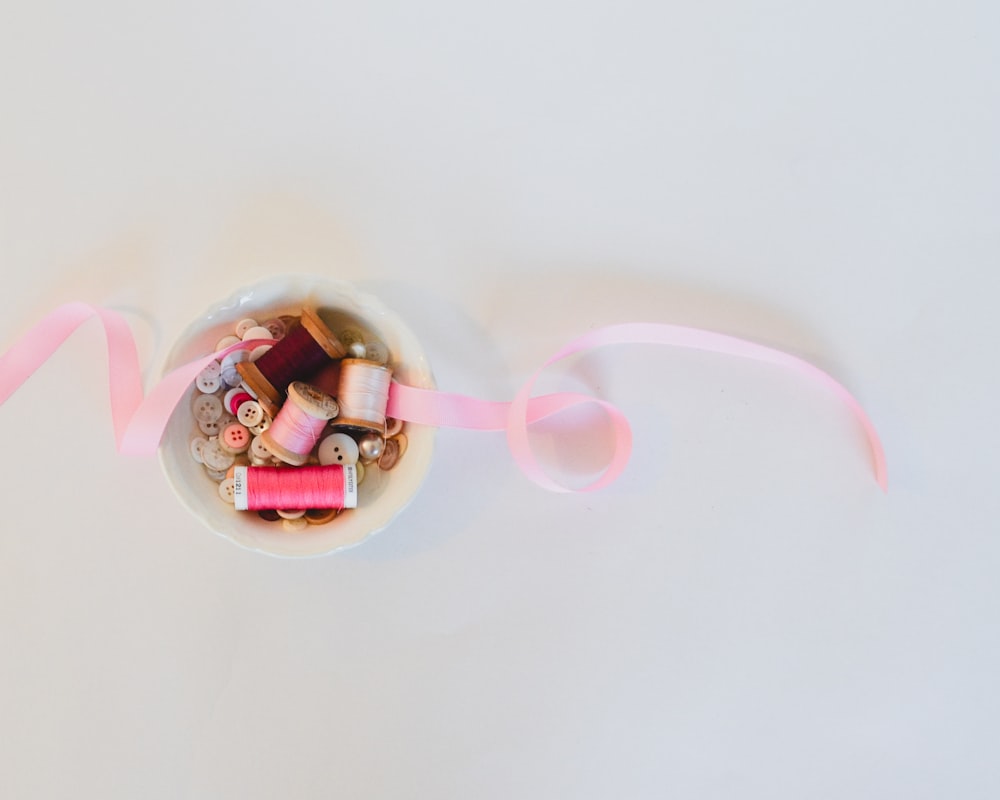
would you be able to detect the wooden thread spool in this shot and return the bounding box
[236,308,345,417]
[335,358,393,434]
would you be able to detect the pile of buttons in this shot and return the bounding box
[186,312,406,533]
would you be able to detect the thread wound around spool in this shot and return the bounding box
[335,359,393,434]
[301,307,347,360]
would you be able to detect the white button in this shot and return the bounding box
[277,508,306,520]
[262,318,287,340]
[220,350,249,387]
[365,341,389,364]
[189,436,209,464]
[218,478,236,504]
[235,318,259,338]
[201,439,236,471]
[192,393,223,424]
[205,467,228,481]
[215,334,241,352]
[237,400,264,427]
[318,433,359,466]
[195,361,223,394]
[241,325,274,342]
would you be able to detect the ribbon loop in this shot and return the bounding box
[0,304,887,492]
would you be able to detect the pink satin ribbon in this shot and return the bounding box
[0,303,887,491]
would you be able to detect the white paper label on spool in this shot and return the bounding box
[233,465,249,511]
[343,464,358,509]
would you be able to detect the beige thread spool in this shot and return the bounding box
[334,358,392,434]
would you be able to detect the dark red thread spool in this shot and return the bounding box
[236,308,345,416]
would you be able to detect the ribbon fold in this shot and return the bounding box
[0,303,887,491]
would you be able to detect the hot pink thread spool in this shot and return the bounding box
[260,381,340,466]
[335,358,392,434]
[232,464,358,511]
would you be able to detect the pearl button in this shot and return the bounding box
[317,432,359,466]
[357,433,384,462]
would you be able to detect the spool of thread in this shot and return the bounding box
[236,308,345,416]
[335,358,393,433]
[260,381,340,466]
[307,359,342,399]
[233,464,358,511]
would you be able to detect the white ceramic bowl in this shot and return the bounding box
[158,275,435,557]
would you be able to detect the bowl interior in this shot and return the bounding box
[158,275,435,557]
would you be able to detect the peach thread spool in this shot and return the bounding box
[335,359,393,434]
[236,308,345,417]
[260,381,339,466]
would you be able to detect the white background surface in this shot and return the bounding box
[1,2,998,797]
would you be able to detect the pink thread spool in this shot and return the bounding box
[260,382,339,466]
[232,464,358,511]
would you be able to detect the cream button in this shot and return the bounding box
[318,433,359,466]
[215,334,241,352]
[365,341,389,364]
[192,393,223,424]
[236,400,264,427]
[201,439,236,471]
[235,318,259,338]
[355,461,366,485]
[241,325,274,342]
[276,508,306,520]
[282,517,309,532]
[190,436,209,464]
[249,435,272,464]
[218,478,237,504]
[249,416,271,436]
